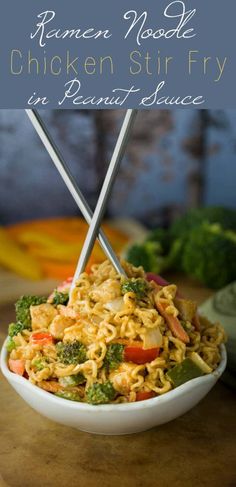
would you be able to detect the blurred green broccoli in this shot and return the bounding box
[86,381,116,405]
[170,207,236,240]
[56,340,87,365]
[126,241,168,274]
[170,208,236,279]
[146,227,171,253]
[15,295,47,329]
[182,223,236,289]
[168,207,236,270]
[126,206,236,289]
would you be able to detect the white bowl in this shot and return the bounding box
[199,283,236,374]
[0,341,227,435]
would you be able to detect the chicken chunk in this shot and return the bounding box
[38,380,62,393]
[30,304,58,331]
[49,315,75,340]
[109,363,142,395]
[58,304,80,320]
[90,279,121,304]
[174,298,197,322]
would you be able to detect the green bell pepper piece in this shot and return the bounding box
[167,358,204,387]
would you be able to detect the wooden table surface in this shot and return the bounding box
[0,273,236,487]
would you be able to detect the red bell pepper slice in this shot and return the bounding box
[30,332,54,346]
[124,344,159,364]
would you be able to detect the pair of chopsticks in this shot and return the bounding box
[25,109,137,291]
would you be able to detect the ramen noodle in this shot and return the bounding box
[6,260,226,404]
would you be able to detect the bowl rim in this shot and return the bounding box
[0,339,227,412]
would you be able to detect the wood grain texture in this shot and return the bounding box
[1,277,236,487]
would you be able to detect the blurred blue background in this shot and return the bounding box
[0,109,236,227]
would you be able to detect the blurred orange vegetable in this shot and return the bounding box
[39,260,76,280]
[5,217,129,280]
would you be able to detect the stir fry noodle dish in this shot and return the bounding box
[6,260,226,405]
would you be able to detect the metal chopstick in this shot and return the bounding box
[25,109,126,277]
[71,109,137,290]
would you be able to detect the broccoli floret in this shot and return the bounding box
[127,227,173,274]
[55,390,81,402]
[104,343,124,370]
[6,338,16,352]
[121,278,149,299]
[15,295,47,329]
[166,238,186,271]
[52,290,69,306]
[86,381,116,405]
[8,322,25,337]
[170,207,236,240]
[6,322,25,352]
[182,223,236,289]
[127,241,167,274]
[31,357,49,371]
[56,340,87,365]
[168,210,207,269]
[199,207,236,231]
[146,228,170,253]
[59,374,85,387]
[127,207,236,282]
[33,360,45,372]
[170,209,204,241]
[169,207,236,273]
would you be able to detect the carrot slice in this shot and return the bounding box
[155,300,190,344]
[8,358,25,376]
[136,391,156,401]
[39,260,76,280]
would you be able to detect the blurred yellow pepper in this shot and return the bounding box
[0,226,43,280]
